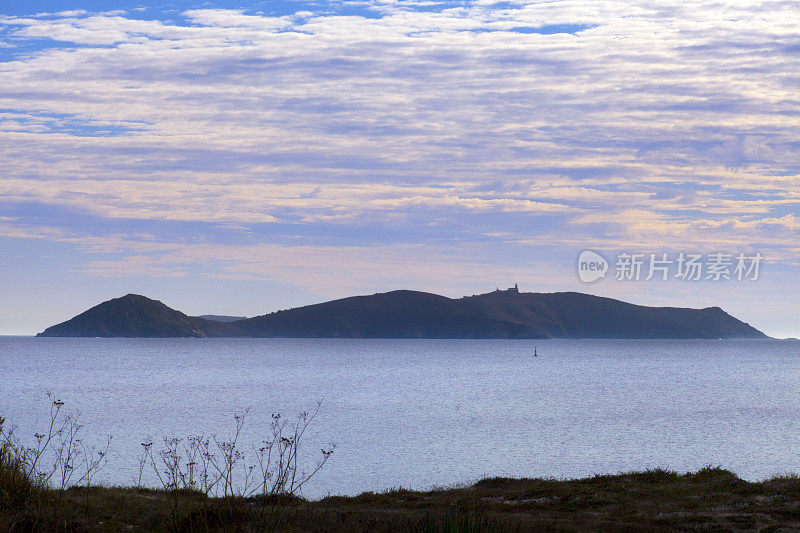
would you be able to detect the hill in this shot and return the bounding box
[36,288,768,339]
[463,289,766,339]
[236,290,546,338]
[37,294,237,338]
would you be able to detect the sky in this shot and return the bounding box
[0,0,798,337]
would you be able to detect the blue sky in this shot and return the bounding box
[1,0,798,336]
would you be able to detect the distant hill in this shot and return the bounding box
[236,290,545,339]
[37,294,237,338]
[36,288,768,339]
[462,289,766,339]
[198,315,247,323]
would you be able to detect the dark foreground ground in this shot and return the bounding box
[4,467,800,532]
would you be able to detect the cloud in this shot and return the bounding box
[182,9,294,31]
[33,10,89,18]
[0,0,798,285]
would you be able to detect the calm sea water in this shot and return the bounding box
[1,337,799,498]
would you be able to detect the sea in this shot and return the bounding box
[1,337,798,499]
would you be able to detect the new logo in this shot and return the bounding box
[577,250,608,283]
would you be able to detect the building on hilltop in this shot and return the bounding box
[495,283,519,293]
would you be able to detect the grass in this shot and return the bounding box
[0,438,38,511]
[4,467,800,531]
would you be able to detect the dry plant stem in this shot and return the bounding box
[2,396,335,532]
[1,395,109,494]
[251,401,335,500]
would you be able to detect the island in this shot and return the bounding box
[36,286,767,339]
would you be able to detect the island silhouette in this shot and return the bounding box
[36,287,767,339]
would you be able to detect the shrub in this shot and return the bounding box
[138,401,335,500]
[0,417,37,510]
[0,396,111,494]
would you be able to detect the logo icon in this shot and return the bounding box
[577,250,608,283]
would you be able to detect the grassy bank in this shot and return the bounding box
[3,466,800,531]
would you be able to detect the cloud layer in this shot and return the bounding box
[0,0,798,333]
